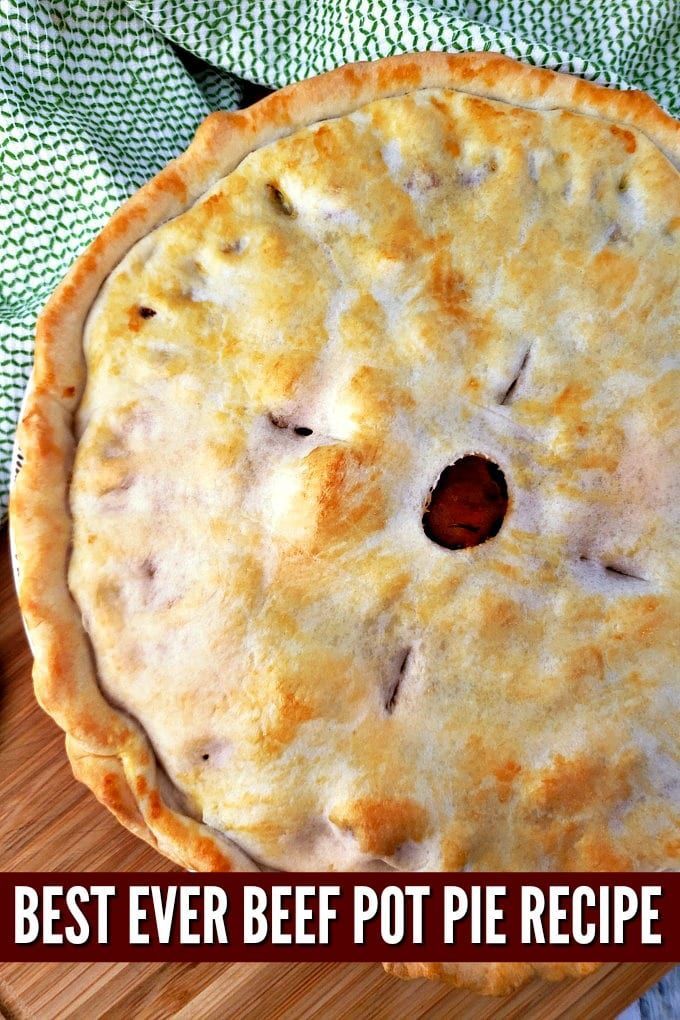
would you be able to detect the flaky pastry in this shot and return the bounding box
[11,52,680,992]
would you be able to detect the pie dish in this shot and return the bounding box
[11,52,680,993]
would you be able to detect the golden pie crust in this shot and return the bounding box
[11,52,680,993]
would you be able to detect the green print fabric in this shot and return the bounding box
[1,0,679,517]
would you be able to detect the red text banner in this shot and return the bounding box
[1,873,678,963]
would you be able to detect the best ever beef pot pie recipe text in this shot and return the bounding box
[11,53,680,990]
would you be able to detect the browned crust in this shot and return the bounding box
[384,961,601,994]
[10,52,679,992]
[65,736,242,870]
[66,735,152,845]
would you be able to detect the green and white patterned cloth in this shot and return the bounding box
[1,0,679,518]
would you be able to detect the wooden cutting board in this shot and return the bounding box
[0,525,672,1019]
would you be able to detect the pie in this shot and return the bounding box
[11,52,679,993]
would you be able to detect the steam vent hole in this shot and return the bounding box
[423,455,508,550]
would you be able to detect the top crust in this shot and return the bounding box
[10,53,680,991]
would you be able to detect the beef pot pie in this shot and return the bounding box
[11,52,680,993]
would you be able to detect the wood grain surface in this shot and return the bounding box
[0,525,673,1019]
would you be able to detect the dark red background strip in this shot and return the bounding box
[1,873,678,963]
